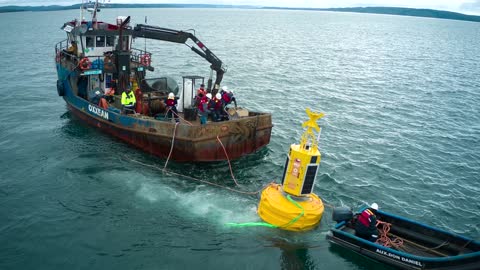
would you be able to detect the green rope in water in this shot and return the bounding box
[279,195,305,228]
[225,195,305,229]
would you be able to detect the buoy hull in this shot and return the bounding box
[257,183,324,231]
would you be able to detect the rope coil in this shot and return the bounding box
[376,220,404,248]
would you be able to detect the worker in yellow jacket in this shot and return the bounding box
[121,88,136,114]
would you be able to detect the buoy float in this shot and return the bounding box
[257,108,325,231]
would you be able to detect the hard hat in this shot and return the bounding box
[95,90,101,95]
[370,203,379,210]
[206,93,212,99]
[168,92,175,99]
[221,86,228,91]
[215,93,221,99]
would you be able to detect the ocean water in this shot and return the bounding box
[0,8,479,270]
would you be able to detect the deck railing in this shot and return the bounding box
[55,40,152,71]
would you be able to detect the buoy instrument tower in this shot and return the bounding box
[257,108,325,231]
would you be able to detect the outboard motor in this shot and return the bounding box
[332,206,353,223]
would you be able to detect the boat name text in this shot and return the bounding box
[88,104,109,120]
[375,249,422,267]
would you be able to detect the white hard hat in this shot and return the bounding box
[206,93,212,99]
[215,93,221,99]
[168,92,175,99]
[221,86,228,91]
[95,90,101,95]
[370,203,379,210]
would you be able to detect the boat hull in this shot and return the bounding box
[58,67,272,162]
[327,209,480,270]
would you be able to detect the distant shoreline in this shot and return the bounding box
[1,4,479,23]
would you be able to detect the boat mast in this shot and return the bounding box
[92,0,99,24]
[79,0,84,25]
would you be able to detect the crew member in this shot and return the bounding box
[355,203,379,242]
[198,93,211,125]
[209,93,223,122]
[64,40,78,56]
[99,96,109,109]
[165,92,180,123]
[197,84,206,96]
[105,87,115,103]
[220,86,237,108]
[90,90,102,105]
[121,88,136,114]
[194,84,207,106]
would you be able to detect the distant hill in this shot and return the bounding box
[0,3,248,13]
[0,4,479,23]
[319,7,480,22]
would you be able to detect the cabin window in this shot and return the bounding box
[86,36,95,47]
[106,36,115,47]
[96,36,105,47]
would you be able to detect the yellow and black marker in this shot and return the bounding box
[257,108,325,231]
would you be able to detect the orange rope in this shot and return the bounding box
[376,220,404,249]
[216,135,240,186]
[163,122,179,170]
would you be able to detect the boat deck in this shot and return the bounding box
[340,222,476,258]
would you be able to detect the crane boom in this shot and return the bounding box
[133,24,226,91]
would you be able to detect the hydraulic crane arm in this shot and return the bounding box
[133,24,226,91]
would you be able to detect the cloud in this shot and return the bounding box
[460,0,480,11]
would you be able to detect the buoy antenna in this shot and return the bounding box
[300,108,325,151]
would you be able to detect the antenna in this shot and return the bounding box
[92,0,99,23]
[80,0,84,23]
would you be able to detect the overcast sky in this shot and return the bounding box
[1,0,480,14]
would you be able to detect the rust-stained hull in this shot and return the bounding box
[54,16,273,162]
[62,78,272,162]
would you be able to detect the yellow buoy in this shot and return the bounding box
[257,108,325,231]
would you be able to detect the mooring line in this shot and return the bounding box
[163,121,179,170]
[171,109,194,126]
[125,156,264,196]
[216,135,240,187]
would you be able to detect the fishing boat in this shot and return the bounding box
[327,207,480,269]
[54,0,272,162]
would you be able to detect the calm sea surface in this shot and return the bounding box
[0,8,479,270]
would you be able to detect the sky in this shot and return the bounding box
[1,0,480,15]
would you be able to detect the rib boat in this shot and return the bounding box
[54,0,272,162]
[327,207,480,269]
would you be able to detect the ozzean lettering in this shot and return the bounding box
[88,104,109,120]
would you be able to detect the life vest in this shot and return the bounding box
[358,209,375,227]
[210,98,222,110]
[198,96,208,112]
[197,88,206,96]
[222,92,232,103]
[166,98,176,107]
[121,90,136,106]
